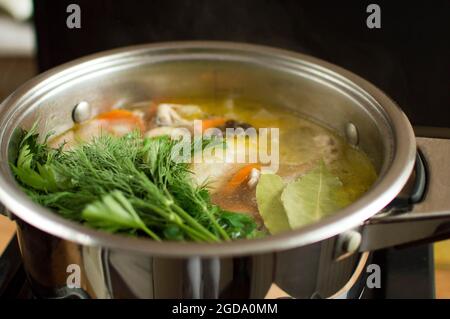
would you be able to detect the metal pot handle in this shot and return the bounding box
[359,137,450,251]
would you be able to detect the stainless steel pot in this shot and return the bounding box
[0,42,449,298]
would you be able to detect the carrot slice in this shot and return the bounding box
[201,117,227,132]
[97,109,136,120]
[97,109,145,132]
[223,164,261,195]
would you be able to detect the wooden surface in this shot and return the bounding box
[434,240,450,298]
[0,216,15,254]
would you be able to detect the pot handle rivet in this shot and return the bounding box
[345,123,359,146]
[72,101,92,123]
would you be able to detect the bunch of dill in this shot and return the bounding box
[10,126,261,242]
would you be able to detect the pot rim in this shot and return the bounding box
[0,41,416,257]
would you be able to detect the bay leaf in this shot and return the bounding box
[255,174,291,234]
[281,162,350,228]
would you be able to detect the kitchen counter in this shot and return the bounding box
[0,216,14,255]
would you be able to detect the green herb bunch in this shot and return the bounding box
[10,125,261,242]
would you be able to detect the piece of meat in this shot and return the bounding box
[314,134,340,164]
[155,103,192,127]
[190,136,259,193]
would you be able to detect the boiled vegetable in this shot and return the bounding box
[201,117,227,131]
[223,163,260,195]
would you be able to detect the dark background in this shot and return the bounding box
[33,0,450,128]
